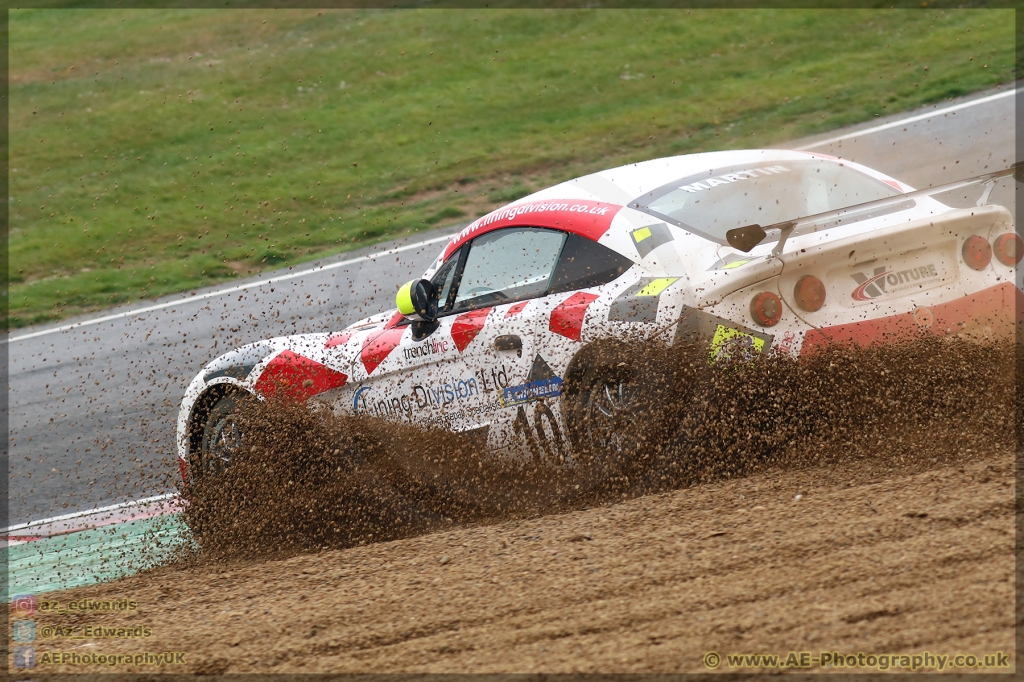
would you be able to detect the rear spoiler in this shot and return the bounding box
[726,162,1022,254]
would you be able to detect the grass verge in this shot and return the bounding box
[10,8,1014,327]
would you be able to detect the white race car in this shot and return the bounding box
[176,149,1020,486]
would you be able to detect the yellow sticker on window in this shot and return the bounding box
[632,227,652,243]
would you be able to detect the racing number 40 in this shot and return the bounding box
[513,401,566,463]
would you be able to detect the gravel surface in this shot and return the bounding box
[22,448,1014,674]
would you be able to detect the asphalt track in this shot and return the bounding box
[8,85,1016,526]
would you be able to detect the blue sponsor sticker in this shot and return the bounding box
[501,377,563,407]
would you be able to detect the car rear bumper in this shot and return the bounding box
[801,281,1021,355]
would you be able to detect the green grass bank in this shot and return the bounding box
[10,8,1014,327]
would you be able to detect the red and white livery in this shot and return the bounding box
[176,149,1020,483]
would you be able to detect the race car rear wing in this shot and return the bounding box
[726,162,1022,255]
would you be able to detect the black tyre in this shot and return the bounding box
[197,390,250,477]
[565,349,643,476]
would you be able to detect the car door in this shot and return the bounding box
[343,248,476,425]
[434,227,571,459]
[434,226,635,463]
[344,225,635,464]
[348,228,567,450]
[493,230,637,464]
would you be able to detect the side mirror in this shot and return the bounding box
[725,223,768,253]
[396,279,438,322]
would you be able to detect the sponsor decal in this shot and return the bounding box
[775,330,798,355]
[850,264,940,302]
[403,335,450,361]
[709,325,766,366]
[254,350,348,401]
[324,332,352,349]
[443,199,622,260]
[412,378,481,408]
[501,353,563,407]
[550,291,600,341]
[422,401,504,430]
[452,307,491,352]
[501,377,564,407]
[354,376,481,418]
[676,165,790,194]
[630,222,675,259]
[360,311,407,374]
[352,386,372,412]
[477,363,511,393]
[353,365,513,419]
[608,277,679,323]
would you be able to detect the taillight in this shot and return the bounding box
[793,275,826,312]
[993,233,1023,266]
[750,291,782,327]
[962,235,992,271]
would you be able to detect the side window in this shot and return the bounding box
[430,246,464,312]
[449,228,566,313]
[549,233,634,294]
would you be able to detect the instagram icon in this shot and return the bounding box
[12,594,36,618]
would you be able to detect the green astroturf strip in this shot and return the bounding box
[4,515,188,599]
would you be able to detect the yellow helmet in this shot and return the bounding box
[396,280,417,316]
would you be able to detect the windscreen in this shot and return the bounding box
[631,159,905,245]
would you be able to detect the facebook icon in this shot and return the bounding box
[14,646,36,669]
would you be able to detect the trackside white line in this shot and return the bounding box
[0,493,180,533]
[6,234,455,344]
[796,87,1017,150]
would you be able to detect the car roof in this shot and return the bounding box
[539,148,896,204]
[433,149,907,271]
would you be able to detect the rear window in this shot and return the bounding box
[630,159,906,245]
[549,233,634,294]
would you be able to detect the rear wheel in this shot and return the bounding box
[565,348,643,477]
[579,363,634,464]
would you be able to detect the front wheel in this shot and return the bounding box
[197,390,250,477]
